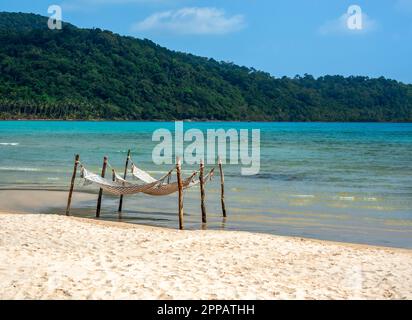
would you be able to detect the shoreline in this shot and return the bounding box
[2,210,412,254]
[0,211,411,299]
[1,189,411,250]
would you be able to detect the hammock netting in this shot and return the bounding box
[131,164,157,183]
[80,163,214,196]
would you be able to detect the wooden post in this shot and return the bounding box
[65,154,80,216]
[218,156,227,217]
[176,157,184,230]
[96,156,108,218]
[199,159,206,223]
[118,149,130,213]
[112,169,116,182]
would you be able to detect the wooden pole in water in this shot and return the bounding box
[65,154,80,216]
[118,149,130,213]
[218,156,227,217]
[96,156,108,218]
[199,159,206,223]
[176,157,184,230]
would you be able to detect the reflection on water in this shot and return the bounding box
[0,121,411,248]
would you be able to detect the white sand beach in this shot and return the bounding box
[0,212,411,300]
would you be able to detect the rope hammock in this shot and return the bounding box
[65,153,227,229]
[140,167,215,196]
[130,163,157,183]
[80,166,166,196]
[130,163,214,185]
[80,163,214,196]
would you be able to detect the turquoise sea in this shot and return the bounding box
[0,121,411,248]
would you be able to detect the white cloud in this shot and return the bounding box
[132,7,245,35]
[318,11,377,36]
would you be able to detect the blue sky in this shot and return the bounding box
[1,0,412,83]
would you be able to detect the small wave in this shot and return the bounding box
[339,196,355,201]
[364,197,377,201]
[253,173,305,181]
[47,177,60,180]
[0,142,19,146]
[0,167,40,172]
[290,194,315,198]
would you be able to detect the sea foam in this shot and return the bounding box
[0,142,19,146]
[0,167,40,172]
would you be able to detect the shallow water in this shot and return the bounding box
[0,121,411,248]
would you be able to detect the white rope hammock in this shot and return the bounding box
[81,166,166,196]
[130,163,214,184]
[131,164,157,183]
[80,162,214,196]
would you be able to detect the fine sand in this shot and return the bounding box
[0,212,411,300]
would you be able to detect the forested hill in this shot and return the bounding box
[0,12,411,121]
